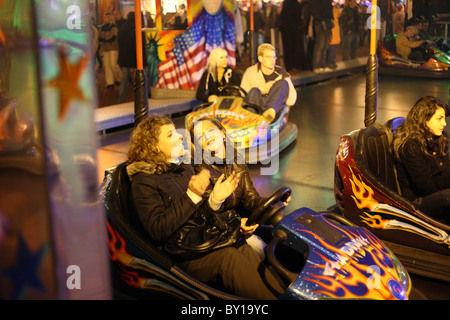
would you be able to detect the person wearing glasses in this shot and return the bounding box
[240,43,297,123]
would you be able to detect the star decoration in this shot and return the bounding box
[47,46,87,121]
[0,26,5,45]
[2,234,48,299]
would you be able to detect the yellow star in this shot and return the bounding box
[48,46,87,121]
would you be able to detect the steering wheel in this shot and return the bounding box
[246,187,291,227]
[221,85,265,114]
[221,84,247,98]
[242,102,264,115]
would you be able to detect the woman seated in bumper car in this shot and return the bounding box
[393,96,450,224]
[125,114,284,299]
[188,117,292,259]
[196,47,242,103]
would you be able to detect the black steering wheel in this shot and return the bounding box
[242,102,263,114]
[221,84,247,97]
[221,85,264,114]
[246,187,291,227]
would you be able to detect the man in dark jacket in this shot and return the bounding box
[279,0,302,72]
[339,0,361,61]
[311,0,333,72]
[117,11,147,103]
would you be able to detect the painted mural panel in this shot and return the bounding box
[0,0,58,300]
[34,0,111,299]
[143,0,236,89]
[0,0,110,299]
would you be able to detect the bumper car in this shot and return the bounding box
[334,118,450,282]
[377,36,450,78]
[100,162,411,300]
[184,86,298,163]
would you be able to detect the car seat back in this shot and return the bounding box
[356,123,450,230]
[106,162,173,268]
[383,36,398,54]
[108,162,142,231]
[385,117,405,135]
[356,124,401,195]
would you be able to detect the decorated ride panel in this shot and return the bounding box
[100,168,210,300]
[185,96,289,149]
[335,131,450,256]
[1,0,110,299]
[143,0,236,90]
[279,208,410,300]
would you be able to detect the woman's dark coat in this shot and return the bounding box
[127,161,244,261]
[194,161,267,217]
[396,137,450,201]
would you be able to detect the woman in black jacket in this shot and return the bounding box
[188,117,291,258]
[196,48,241,103]
[393,96,450,223]
[126,114,284,299]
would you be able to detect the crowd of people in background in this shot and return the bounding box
[91,0,447,105]
[235,0,445,74]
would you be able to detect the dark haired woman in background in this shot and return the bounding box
[393,96,450,223]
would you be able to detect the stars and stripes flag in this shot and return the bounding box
[156,9,236,90]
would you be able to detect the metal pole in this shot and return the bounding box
[134,0,148,127]
[364,0,378,128]
[248,0,256,65]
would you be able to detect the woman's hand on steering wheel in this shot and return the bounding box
[240,218,258,236]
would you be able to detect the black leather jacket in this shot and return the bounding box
[127,161,245,261]
[396,137,450,201]
[194,161,267,217]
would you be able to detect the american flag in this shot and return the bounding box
[156,9,236,90]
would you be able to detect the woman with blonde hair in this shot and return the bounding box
[196,47,241,102]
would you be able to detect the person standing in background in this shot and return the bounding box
[99,12,122,88]
[279,0,302,73]
[339,0,361,61]
[113,9,126,30]
[310,0,333,73]
[392,4,405,35]
[326,4,341,69]
[117,12,148,103]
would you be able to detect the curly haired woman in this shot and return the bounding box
[126,114,284,299]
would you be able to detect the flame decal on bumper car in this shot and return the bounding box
[298,218,408,299]
[348,167,450,248]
